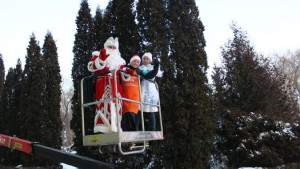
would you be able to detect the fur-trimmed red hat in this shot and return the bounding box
[130,54,141,63]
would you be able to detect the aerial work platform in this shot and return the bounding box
[80,69,164,155]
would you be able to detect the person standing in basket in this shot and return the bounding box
[121,54,159,131]
[138,52,160,131]
[87,37,131,133]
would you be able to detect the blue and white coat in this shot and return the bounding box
[139,62,160,112]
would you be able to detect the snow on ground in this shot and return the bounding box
[61,163,77,169]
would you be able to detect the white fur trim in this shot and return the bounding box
[110,103,117,132]
[94,110,112,133]
[92,51,100,57]
[121,68,131,81]
[130,55,141,63]
[95,110,110,126]
[88,51,105,72]
[142,106,158,112]
[87,61,96,72]
[121,72,130,81]
[104,37,119,49]
[142,52,152,63]
[94,57,106,70]
[94,125,111,133]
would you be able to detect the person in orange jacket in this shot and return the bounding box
[121,54,159,131]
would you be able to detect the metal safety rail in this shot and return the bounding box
[80,69,164,155]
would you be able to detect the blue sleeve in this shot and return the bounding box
[142,70,151,76]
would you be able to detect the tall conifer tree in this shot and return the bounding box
[2,68,14,135]
[0,54,5,102]
[212,24,300,168]
[10,60,23,165]
[71,0,95,157]
[158,0,215,168]
[1,64,23,165]
[9,59,23,137]
[19,34,49,166]
[136,0,170,167]
[104,0,141,62]
[93,7,109,50]
[0,68,14,165]
[137,0,168,54]
[42,32,62,150]
[0,54,5,132]
[214,24,297,117]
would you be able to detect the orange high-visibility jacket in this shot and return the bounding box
[122,70,140,114]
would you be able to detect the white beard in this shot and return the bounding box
[105,48,125,70]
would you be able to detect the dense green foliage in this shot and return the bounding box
[70,0,96,158]
[137,0,169,54]
[0,61,23,165]
[0,54,5,103]
[105,0,141,62]
[212,24,300,168]
[0,33,62,167]
[6,60,22,137]
[2,68,13,134]
[157,0,215,168]
[70,0,214,168]
[42,32,62,150]
[0,54,5,132]
[18,34,51,166]
[2,0,300,168]
[93,7,107,50]
[136,0,170,167]
[70,0,215,168]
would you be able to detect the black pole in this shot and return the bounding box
[32,144,123,169]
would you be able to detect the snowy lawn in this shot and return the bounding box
[61,163,77,169]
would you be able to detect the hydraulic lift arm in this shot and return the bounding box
[0,134,122,169]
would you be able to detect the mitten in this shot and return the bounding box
[153,57,160,66]
[121,67,130,81]
[100,48,110,61]
[125,67,135,76]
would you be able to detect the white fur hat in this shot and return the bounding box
[104,37,119,49]
[130,54,141,63]
[142,52,152,63]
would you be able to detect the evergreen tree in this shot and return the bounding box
[157,0,215,168]
[42,32,62,150]
[71,0,96,157]
[9,59,23,137]
[104,0,141,62]
[1,62,23,165]
[0,68,14,165]
[0,53,5,132]
[18,34,49,166]
[137,0,169,54]
[93,6,109,50]
[2,68,14,135]
[212,24,300,168]
[0,54,5,101]
[136,0,170,167]
[215,24,297,117]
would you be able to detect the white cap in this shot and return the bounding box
[142,52,152,63]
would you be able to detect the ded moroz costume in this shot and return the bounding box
[87,37,128,133]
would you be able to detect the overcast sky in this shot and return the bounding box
[1,0,300,89]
